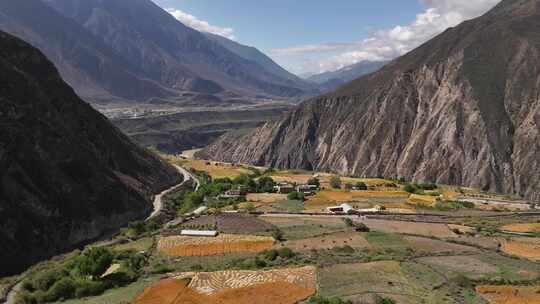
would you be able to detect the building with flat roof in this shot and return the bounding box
[180,230,218,237]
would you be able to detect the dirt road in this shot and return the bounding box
[146,165,199,221]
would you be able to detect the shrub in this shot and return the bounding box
[262,249,278,261]
[244,202,256,212]
[30,269,65,292]
[355,182,368,190]
[254,257,267,268]
[375,296,396,304]
[309,296,352,304]
[354,222,370,232]
[271,227,284,241]
[73,247,113,277]
[74,280,107,298]
[333,245,355,254]
[342,218,354,227]
[47,277,76,301]
[404,183,416,193]
[287,192,305,201]
[278,247,295,259]
[330,176,342,189]
[307,177,320,188]
[151,263,172,274]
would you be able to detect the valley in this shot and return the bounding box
[1,0,540,304]
[3,153,539,304]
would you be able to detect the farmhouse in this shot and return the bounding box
[327,203,354,214]
[180,230,218,237]
[274,182,295,194]
[296,184,318,196]
[220,187,246,198]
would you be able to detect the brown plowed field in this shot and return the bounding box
[476,285,540,304]
[278,231,371,251]
[181,214,274,234]
[157,234,274,257]
[360,219,458,238]
[134,278,315,304]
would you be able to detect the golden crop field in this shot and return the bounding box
[179,266,317,294]
[476,285,540,304]
[182,160,251,178]
[157,234,274,257]
[499,237,540,261]
[500,223,540,233]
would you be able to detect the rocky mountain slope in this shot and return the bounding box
[0,0,174,103]
[307,60,388,92]
[40,0,312,100]
[0,31,181,276]
[200,0,540,201]
[204,32,313,90]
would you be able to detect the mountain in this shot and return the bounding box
[0,0,174,103]
[200,0,540,202]
[38,0,311,99]
[0,31,181,276]
[307,60,388,92]
[204,32,311,87]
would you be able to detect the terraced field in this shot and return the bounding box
[134,267,316,304]
[158,234,274,257]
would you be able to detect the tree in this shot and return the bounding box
[257,176,275,193]
[307,177,320,188]
[404,183,416,194]
[330,176,342,189]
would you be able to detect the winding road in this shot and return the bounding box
[146,165,199,221]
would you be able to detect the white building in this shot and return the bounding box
[180,230,218,237]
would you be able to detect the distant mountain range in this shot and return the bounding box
[200,0,540,202]
[0,0,317,103]
[306,61,388,92]
[0,30,180,276]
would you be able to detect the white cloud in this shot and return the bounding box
[274,0,500,74]
[166,8,236,40]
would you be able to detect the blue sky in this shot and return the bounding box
[153,0,500,76]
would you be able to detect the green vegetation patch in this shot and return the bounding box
[272,200,305,212]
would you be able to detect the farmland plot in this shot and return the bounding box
[476,285,540,304]
[135,267,316,304]
[278,231,371,251]
[500,237,540,261]
[359,219,458,238]
[158,234,274,257]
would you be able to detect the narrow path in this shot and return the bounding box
[146,165,199,221]
[3,281,22,304]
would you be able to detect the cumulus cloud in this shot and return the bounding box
[275,0,500,74]
[167,8,236,40]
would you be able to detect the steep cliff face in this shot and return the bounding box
[200,0,540,201]
[0,31,181,276]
